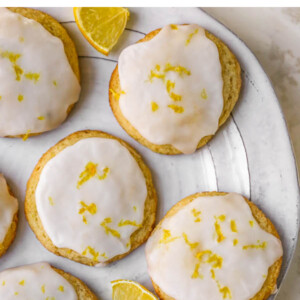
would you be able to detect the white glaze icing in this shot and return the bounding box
[118,24,223,154]
[145,193,283,300]
[0,8,80,137]
[0,174,18,244]
[0,262,77,299]
[35,137,147,264]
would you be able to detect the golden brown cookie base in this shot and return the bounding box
[109,27,242,155]
[148,191,282,300]
[6,7,80,139]
[25,130,157,266]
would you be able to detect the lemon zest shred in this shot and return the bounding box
[170,24,178,30]
[243,241,267,250]
[191,208,201,222]
[201,88,208,99]
[25,72,40,83]
[41,284,46,294]
[233,239,238,246]
[168,104,184,113]
[18,94,24,102]
[249,220,254,227]
[186,28,199,46]
[230,220,238,233]
[118,219,141,227]
[22,130,31,141]
[182,232,199,250]
[101,218,120,238]
[58,285,64,292]
[19,280,25,286]
[151,101,159,112]
[37,116,45,120]
[159,229,180,244]
[164,63,191,76]
[82,246,99,262]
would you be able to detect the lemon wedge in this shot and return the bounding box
[74,7,129,55]
[111,279,158,300]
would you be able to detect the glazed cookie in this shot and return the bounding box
[0,174,18,258]
[110,24,241,154]
[0,262,97,299]
[0,7,80,138]
[26,130,157,266]
[146,192,283,300]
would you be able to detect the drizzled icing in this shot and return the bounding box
[0,263,77,299]
[146,193,283,300]
[0,174,18,244]
[35,137,147,264]
[0,8,80,136]
[117,24,223,154]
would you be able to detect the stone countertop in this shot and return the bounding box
[204,8,300,299]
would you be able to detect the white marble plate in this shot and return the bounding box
[0,7,299,300]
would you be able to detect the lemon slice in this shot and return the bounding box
[111,279,158,300]
[74,7,129,55]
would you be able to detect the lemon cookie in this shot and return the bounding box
[0,262,97,299]
[25,130,157,266]
[146,192,283,300]
[0,7,80,138]
[0,174,18,258]
[110,24,241,154]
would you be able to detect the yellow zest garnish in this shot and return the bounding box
[22,130,30,141]
[2,281,5,286]
[109,88,125,100]
[218,215,226,222]
[25,72,40,83]
[58,285,64,292]
[19,36,24,43]
[192,208,201,222]
[182,232,199,250]
[196,250,223,268]
[201,88,208,99]
[37,116,45,120]
[79,201,97,215]
[230,220,238,233]
[77,162,109,188]
[41,284,46,293]
[18,94,24,102]
[243,241,267,250]
[216,280,232,299]
[118,219,141,227]
[53,80,57,86]
[191,263,203,279]
[151,101,159,112]
[164,63,191,77]
[101,217,121,238]
[168,104,184,113]
[211,269,216,279]
[133,206,137,212]
[263,274,267,278]
[148,70,165,82]
[126,242,131,248]
[82,215,87,224]
[233,239,238,246]
[170,24,178,30]
[82,246,99,262]
[249,220,254,227]
[166,80,175,93]
[0,96,2,100]
[101,252,108,259]
[14,292,19,295]
[214,218,226,243]
[170,92,182,102]
[159,229,179,244]
[155,64,160,71]
[48,197,54,206]
[19,280,25,285]
[186,28,199,46]
[0,51,24,81]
